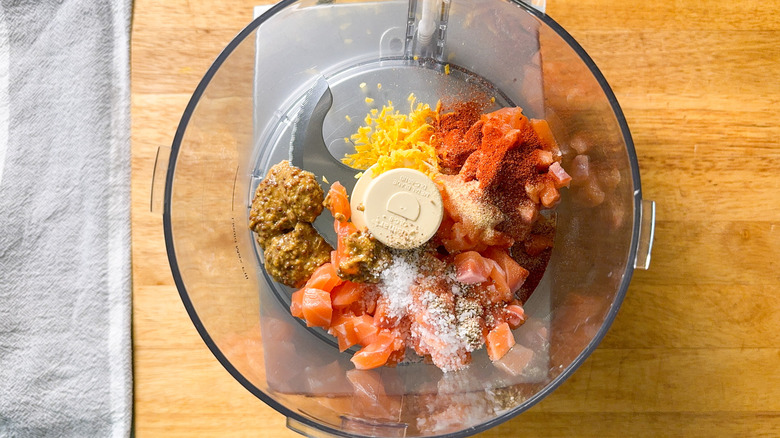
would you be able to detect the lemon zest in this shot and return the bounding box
[342,99,440,178]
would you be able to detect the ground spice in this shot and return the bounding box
[475,110,544,195]
[453,107,549,241]
[435,105,547,208]
[433,101,485,173]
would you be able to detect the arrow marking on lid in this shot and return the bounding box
[386,192,420,221]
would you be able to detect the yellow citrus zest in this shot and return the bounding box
[342,94,440,178]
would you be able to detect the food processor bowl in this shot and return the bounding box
[155,0,655,436]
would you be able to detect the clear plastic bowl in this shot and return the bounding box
[160,0,655,436]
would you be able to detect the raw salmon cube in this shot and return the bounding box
[486,322,515,361]
[301,288,332,328]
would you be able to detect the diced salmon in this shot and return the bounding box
[305,262,342,293]
[531,149,554,172]
[486,259,512,303]
[329,309,351,328]
[498,128,521,150]
[334,220,360,276]
[333,329,357,352]
[328,184,360,278]
[373,295,397,328]
[331,281,363,308]
[504,304,526,329]
[325,181,351,221]
[335,217,359,237]
[384,348,407,367]
[453,251,492,284]
[410,312,448,357]
[476,283,504,307]
[301,288,333,329]
[524,179,545,204]
[407,283,473,371]
[351,314,380,346]
[363,290,378,315]
[337,332,363,354]
[530,118,560,155]
[341,284,377,316]
[290,289,304,318]
[459,149,480,181]
[516,199,539,224]
[442,222,480,253]
[436,181,462,222]
[482,247,529,294]
[485,106,527,130]
[330,250,340,271]
[329,313,381,352]
[437,174,514,253]
[548,161,572,188]
[351,330,400,370]
[330,315,360,352]
[540,182,560,208]
[486,322,515,361]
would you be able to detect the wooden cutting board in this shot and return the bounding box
[131,0,780,436]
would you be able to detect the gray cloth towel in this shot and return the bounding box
[0,1,132,437]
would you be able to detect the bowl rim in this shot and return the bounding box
[163,1,643,436]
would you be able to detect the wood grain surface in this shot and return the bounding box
[131,1,780,436]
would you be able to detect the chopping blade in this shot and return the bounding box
[290,76,360,246]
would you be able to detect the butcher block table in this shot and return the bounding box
[131,0,780,436]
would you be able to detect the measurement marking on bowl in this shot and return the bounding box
[231,216,249,280]
[229,165,249,279]
[231,165,239,211]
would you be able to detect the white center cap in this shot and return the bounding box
[356,167,443,249]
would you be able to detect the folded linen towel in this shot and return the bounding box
[0,1,132,437]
